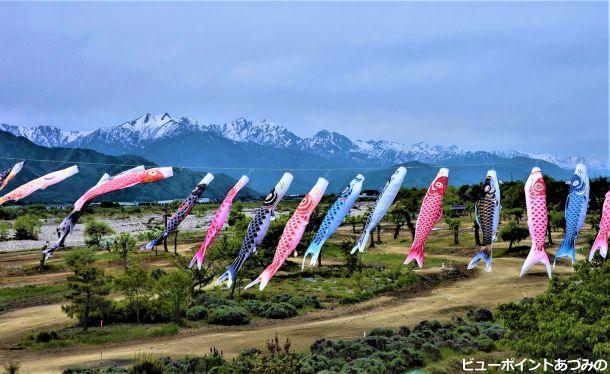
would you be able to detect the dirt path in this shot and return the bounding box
[3,255,570,373]
[0,303,71,345]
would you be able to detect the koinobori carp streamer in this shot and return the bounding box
[245,177,328,291]
[0,160,25,191]
[589,190,610,261]
[146,173,214,251]
[189,175,249,269]
[554,164,589,266]
[44,166,173,259]
[0,165,78,206]
[216,172,293,288]
[351,166,407,254]
[303,174,364,269]
[520,167,552,278]
[468,170,501,272]
[404,168,449,268]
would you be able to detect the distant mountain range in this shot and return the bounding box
[1,113,606,194]
[0,131,257,204]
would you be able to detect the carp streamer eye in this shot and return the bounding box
[534,183,543,191]
[484,185,491,192]
[435,182,443,188]
[572,180,580,187]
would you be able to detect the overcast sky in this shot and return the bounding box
[0,2,607,159]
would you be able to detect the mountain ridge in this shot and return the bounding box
[1,112,606,194]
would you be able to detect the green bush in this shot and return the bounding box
[13,214,42,240]
[185,305,208,321]
[367,327,395,337]
[84,219,114,248]
[270,294,304,309]
[207,306,251,326]
[264,302,297,319]
[473,335,495,352]
[129,353,164,374]
[495,260,610,359]
[467,307,493,322]
[26,330,59,343]
[0,222,9,241]
[304,295,322,309]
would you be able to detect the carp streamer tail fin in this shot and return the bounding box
[520,244,552,278]
[244,262,281,291]
[404,243,425,268]
[589,231,609,261]
[302,241,323,270]
[189,248,205,270]
[351,230,371,254]
[468,247,493,272]
[553,235,576,267]
[215,264,238,288]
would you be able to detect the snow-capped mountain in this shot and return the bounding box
[0,123,88,147]
[1,113,607,176]
[207,118,302,148]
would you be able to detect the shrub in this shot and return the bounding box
[27,330,59,343]
[207,306,251,326]
[83,219,114,247]
[263,302,297,319]
[367,327,395,337]
[13,214,42,240]
[467,307,493,322]
[242,300,268,316]
[185,305,207,321]
[474,335,495,352]
[129,353,164,374]
[304,295,322,309]
[270,294,304,309]
[0,222,9,241]
[150,268,166,280]
[398,325,411,336]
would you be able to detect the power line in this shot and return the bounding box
[0,155,551,172]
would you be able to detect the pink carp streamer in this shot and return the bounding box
[0,160,25,191]
[0,165,78,206]
[520,167,552,278]
[245,177,328,291]
[74,166,172,211]
[404,168,449,268]
[589,190,610,261]
[189,175,249,269]
[43,166,173,259]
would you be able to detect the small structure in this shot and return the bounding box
[360,189,380,199]
[450,204,466,216]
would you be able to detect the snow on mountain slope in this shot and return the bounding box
[206,117,302,148]
[1,113,606,175]
[0,123,89,147]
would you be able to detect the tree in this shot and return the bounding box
[445,218,460,245]
[389,202,411,239]
[549,210,566,233]
[503,208,524,223]
[345,215,360,234]
[0,222,10,241]
[499,221,530,251]
[115,265,152,323]
[84,219,114,248]
[340,240,361,275]
[13,214,42,240]
[112,232,136,268]
[155,271,192,324]
[62,249,111,332]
